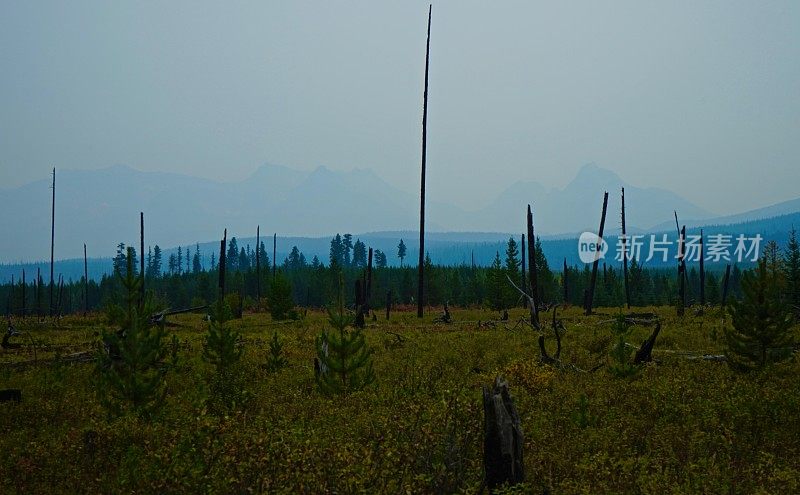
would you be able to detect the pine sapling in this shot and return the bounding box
[96,247,169,418]
[265,330,288,372]
[608,311,638,378]
[203,299,249,413]
[315,277,375,395]
[725,258,794,372]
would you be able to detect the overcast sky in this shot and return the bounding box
[1,1,798,215]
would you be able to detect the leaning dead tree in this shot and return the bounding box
[538,306,564,365]
[506,274,539,330]
[584,191,609,315]
[621,187,631,309]
[721,263,732,306]
[526,205,539,326]
[417,4,432,319]
[633,322,662,365]
[482,376,524,492]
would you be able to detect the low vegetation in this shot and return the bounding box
[1,304,798,493]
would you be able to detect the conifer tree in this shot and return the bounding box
[352,240,367,267]
[783,227,800,311]
[343,233,354,266]
[397,239,407,267]
[265,330,288,372]
[374,250,388,268]
[329,234,344,267]
[227,237,239,271]
[151,245,163,278]
[486,252,505,311]
[725,258,794,372]
[203,298,249,413]
[268,271,295,320]
[534,237,556,303]
[192,244,202,274]
[608,311,638,378]
[505,237,520,277]
[96,247,169,417]
[314,277,375,395]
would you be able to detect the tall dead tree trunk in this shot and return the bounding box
[36,268,41,322]
[526,205,539,326]
[354,279,365,328]
[366,247,373,311]
[674,211,690,313]
[84,243,89,315]
[272,233,277,282]
[584,192,609,315]
[256,226,261,302]
[721,263,732,307]
[49,167,55,317]
[678,225,686,316]
[219,229,227,299]
[417,5,432,319]
[699,228,705,306]
[56,274,64,317]
[520,234,527,308]
[21,270,26,319]
[621,187,631,309]
[139,212,145,306]
[7,275,13,317]
[563,257,568,303]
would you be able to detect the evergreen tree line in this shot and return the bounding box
[4,229,800,317]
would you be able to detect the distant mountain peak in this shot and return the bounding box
[570,163,623,187]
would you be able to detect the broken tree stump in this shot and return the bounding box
[633,322,662,365]
[482,377,524,492]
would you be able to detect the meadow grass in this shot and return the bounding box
[1,306,798,493]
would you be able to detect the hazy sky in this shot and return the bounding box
[1,1,798,214]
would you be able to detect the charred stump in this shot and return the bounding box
[633,322,661,365]
[482,377,524,492]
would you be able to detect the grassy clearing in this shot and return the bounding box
[1,306,799,493]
